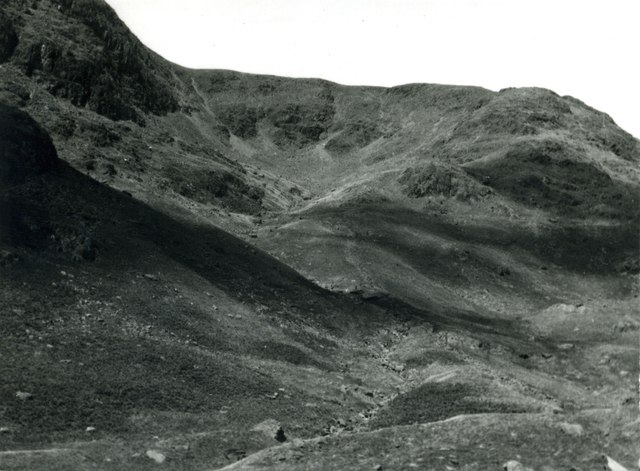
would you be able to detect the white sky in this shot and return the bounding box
[105,0,639,137]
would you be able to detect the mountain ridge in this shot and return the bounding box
[1,0,638,227]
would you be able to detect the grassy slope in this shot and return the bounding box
[217,412,639,471]
[1,157,417,469]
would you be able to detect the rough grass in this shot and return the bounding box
[0,148,384,453]
[370,383,529,429]
[230,410,639,471]
[325,121,381,154]
[0,334,276,443]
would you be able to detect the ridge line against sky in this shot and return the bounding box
[105,0,639,138]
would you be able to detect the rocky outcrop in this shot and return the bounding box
[4,0,178,124]
[399,163,492,201]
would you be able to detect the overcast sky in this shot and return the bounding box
[105,0,639,137]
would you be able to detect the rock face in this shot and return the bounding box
[205,74,335,148]
[0,104,58,185]
[399,163,492,201]
[3,0,178,124]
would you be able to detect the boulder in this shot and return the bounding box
[557,422,584,437]
[145,450,166,464]
[252,418,287,442]
[503,461,533,471]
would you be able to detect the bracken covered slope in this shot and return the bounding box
[0,1,638,470]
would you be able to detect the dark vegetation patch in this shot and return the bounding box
[465,139,640,219]
[455,102,568,137]
[77,120,121,147]
[0,104,66,250]
[385,83,493,111]
[202,70,244,94]
[163,166,264,214]
[48,113,78,140]
[288,186,302,197]
[587,123,638,162]
[0,10,19,63]
[562,96,639,162]
[0,333,277,443]
[217,104,259,138]
[371,382,528,429]
[0,105,102,257]
[0,104,58,185]
[0,79,31,108]
[616,255,640,274]
[399,163,492,201]
[3,171,100,257]
[332,202,639,278]
[207,80,336,148]
[256,341,327,368]
[269,101,334,148]
[454,88,571,136]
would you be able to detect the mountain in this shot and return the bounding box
[0,1,638,470]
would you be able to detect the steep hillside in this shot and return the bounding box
[0,104,406,467]
[0,1,638,470]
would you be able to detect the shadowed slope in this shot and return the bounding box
[0,105,393,464]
